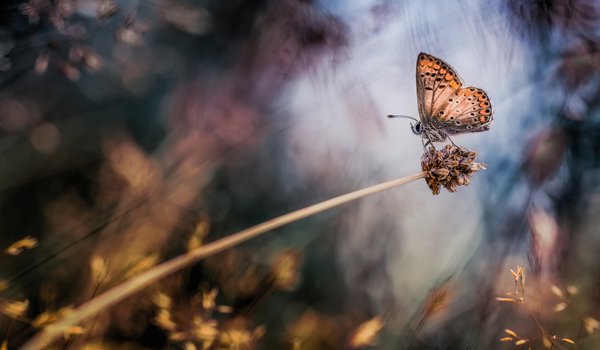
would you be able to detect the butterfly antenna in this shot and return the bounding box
[387,114,419,123]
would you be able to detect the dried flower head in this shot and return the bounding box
[421,144,487,195]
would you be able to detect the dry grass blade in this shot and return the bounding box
[22,172,425,350]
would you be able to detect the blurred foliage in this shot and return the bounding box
[1,0,600,349]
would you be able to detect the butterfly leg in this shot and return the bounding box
[422,131,436,150]
[447,135,457,147]
[421,138,435,151]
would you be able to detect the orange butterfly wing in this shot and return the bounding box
[416,53,493,135]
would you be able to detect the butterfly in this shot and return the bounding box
[389,52,493,144]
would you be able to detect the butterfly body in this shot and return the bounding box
[411,52,493,143]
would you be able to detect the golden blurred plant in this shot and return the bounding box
[23,144,489,349]
[0,300,29,320]
[286,310,341,350]
[153,286,250,349]
[271,249,302,291]
[496,265,599,349]
[348,316,384,349]
[4,236,38,256]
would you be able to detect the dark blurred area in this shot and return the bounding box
[1,0,600,349]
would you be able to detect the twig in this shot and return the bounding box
[21,172,425,350]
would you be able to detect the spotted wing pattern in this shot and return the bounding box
[415,52,493,136]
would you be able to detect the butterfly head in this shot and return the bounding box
[411,122,423,135]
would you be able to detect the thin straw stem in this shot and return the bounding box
[22,171,425,350]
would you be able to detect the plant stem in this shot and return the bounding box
[22,171,425,350]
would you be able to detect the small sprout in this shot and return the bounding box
[561,338,575,344]
[496,297,517,302]
[505,329,518,337]
[348,316,384,349]
[0,299,29,319]
[5,236,38,255]
[515,339,528,346]
[553,302,568,312]
[510,266,525,284]
[551,285,564,298]
[584,317,600,334]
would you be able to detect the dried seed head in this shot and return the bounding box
[421,144,486,195]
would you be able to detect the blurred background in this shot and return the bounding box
[1,0,600,349]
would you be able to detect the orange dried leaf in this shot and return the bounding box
[499,337,513,342]
[561,338,575,344]
[504,329,518,337]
